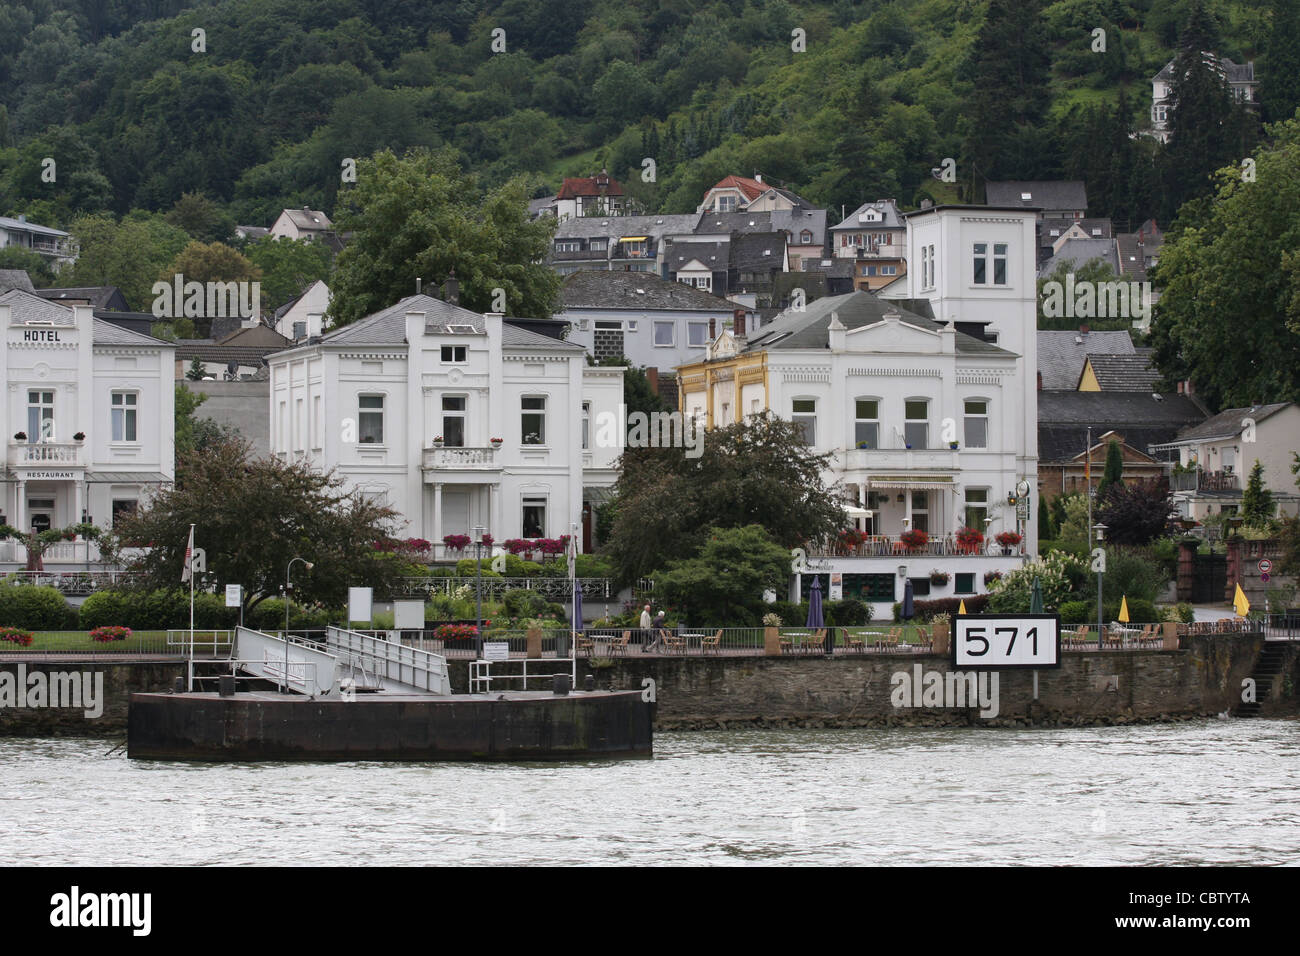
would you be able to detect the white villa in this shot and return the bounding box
[0,290,175,567]
[678,205,1041,615]
[266,295,624,556]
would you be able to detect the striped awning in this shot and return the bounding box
[867,475,954,490]
[618,236,648,242]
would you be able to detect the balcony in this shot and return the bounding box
[421,446,502,472]
[807,534,1026,559]
[841,446,960,470]
[8,440,84,468]
[1171,469,1239,493]
[551,248,610,262]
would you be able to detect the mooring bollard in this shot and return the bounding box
[218,675,236,697]
[173,677,185,694]
[584,674,595,692]
[553,674,571,696]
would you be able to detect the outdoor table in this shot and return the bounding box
[679,633,705,654]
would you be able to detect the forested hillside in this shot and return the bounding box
[0,0,1294,232]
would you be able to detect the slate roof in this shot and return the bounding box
[560,271,735,311]
[0,269,34,293]
[0,288,168,348]
[666,239,729,273]
[1037,391,1205,461]
[694,211,774,235]
[280,207,331,231]
[1171,403,1292,443]
[1037,330,1135,389]
[553,213,699,241]
[1082,351,1159,392]
[528,195,557,217]
[1154,55,1254,84]
[1037,238,1120,278]
[236,225,270,239]
[174,341,282,365]
[731,232,787,272]
[35,286,129,311]
[759,186,815,209]
[772,207,828,246]
[831,200,905,231]
[291,294,583,352]
[985,180,1088,213]
[0,216,67,237]
[800,257,855,278]
[742,289,1007,356]
[1040,218,1112,241]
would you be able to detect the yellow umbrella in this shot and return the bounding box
[1118,596,1130,623]
[1233,583,1250,618]
[958,599,967,615]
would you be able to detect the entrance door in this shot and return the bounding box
[28,497,54,534]
[441,489,470,536]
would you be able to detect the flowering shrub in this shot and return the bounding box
[995,531,1023,547]
[0,627,34,647]
[480,533,494,548]
[90,626,132,643]
[434,623,479,641]
[405,538,432,554]
[538,536,568,556]
[987,551,1088,613]
[956,526,984,553]
[762,612,783,627]
[442,534,471,552]
[375,537,433,555]
[503,538,534,555]
[900,528,929,550]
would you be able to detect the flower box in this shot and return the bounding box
[442,534,471,553]
[995,531,1022,547]
[956,526,984,554]
[433,623,479,642]
[900,529,929,551]
[929,570,950,586]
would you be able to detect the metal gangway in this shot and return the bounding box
[324,626,451,696]
[232,626,340,697]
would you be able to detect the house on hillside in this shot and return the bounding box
[830,200,907,291]
[1150,55,1257,143]
[0,216,77,271]
[1154,403,1300,522]
[0,289,175,567]
[1037,329,1137,390]
[555,171,626,220]
[265,294,624,555]
[548,214,699,277]
[270,207,333,241]
[272,279,331,341]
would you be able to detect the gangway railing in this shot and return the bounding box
[325,626,451,695]
[469,658,575,694]
[233,626,339,697]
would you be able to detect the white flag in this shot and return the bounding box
[181,524,195,583]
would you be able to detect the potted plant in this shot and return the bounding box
[89,625,132,643]
[432,435,444,447]
[480,533,494,548]
[995,531,1022,554]
[956,526,984,554]
[489,437,503,447]
[836,528,864,553]
[13,432,25,441]
[442,533,471,553]
[523,432,543,446]
[929,570,950,587]
[949,440,959,450]
[900,528,929,552]
[0,626,34,647]
[73,431,86,441]
[931,612,952,655]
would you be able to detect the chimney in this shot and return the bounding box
[443,270,459,306]
[733,309,746,337]
[645,366,659,397]
[709,317,716,339]
[415,277,422,295]
[754,172,762,183]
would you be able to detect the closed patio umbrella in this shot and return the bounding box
[902,578,914,620]
[806,576,824,628]
[1030,577,1044,615]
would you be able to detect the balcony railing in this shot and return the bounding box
[421,446,502,470]
[1170,469,1239,492]
[807,534,1026,558]
[551,248,610,261]
[7,440,84,466]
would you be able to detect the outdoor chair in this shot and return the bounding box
[840,628,865,653]
[609,631,631,656]
[803,629,827,653]
[701,629,722,655]
[576,633,595,656]
[876,629,900,652]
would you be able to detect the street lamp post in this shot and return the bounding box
[1093,523,1106,650]
[284,556,313,693]
[473,525,486,659]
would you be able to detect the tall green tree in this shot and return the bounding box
[1240,459,1274,525]
[243,236,332,312]
[164,192,235,244]
[961,0,1053,191]
[328,148,561,325]
[603,412,845,583]
[1097,440,1124,497]
[109,439,402,615]
[1148,117,1300,408]
[651,525,792,627]
[1159,0,1258,223]
[1260,0,1300,124]
[62,213,191,311]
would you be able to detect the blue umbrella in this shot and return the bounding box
[902,578,915,620]
[806,576,824,629]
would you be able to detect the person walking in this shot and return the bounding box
[640,604,654,651]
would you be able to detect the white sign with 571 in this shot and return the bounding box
[953,615,1061,669]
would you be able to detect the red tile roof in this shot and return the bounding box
[557,174,624,199]
[708,175,767,202]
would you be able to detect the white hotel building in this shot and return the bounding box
[0,290,175,565]
[266,295,623,554]
[679,205,1040,614]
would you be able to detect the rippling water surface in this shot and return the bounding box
[3,721,1297,866]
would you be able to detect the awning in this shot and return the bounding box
[583,485,617,503]
[842,505,873,518]
[618,236,648,242]
[868,475,954,490]
[86,472,172,483]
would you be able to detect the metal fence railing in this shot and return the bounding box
[395,577,613,601]
[0,630,177,656]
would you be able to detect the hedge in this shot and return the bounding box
[906,595,991,622]
[80,589,238,630]
[0,584,77,629]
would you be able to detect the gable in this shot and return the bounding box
[842,318,942,353]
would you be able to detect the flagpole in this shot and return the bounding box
[187,523,196,692]
[570,523,578,689]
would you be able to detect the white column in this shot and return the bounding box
[74,479,84,524]
[15,479,25,533]
[489,482,499,539]
[433,482,443,548]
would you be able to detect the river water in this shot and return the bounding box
[3,720,1297,866]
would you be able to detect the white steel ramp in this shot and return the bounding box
[324,626,451,696]
[234,626,340,697]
